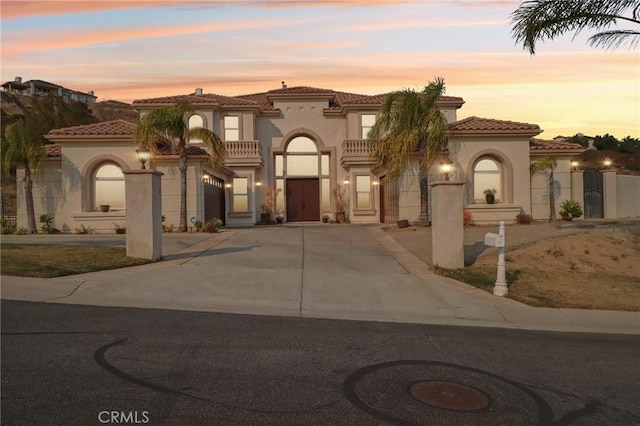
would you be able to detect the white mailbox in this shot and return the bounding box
[484,232,505,248]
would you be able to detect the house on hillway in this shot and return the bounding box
[1,76,97,103]
[15,84,637,233]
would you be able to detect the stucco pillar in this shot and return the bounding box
[571,170,584,221]
[602,170,617,219]
[124,170,163,260]
[430,181,464,269]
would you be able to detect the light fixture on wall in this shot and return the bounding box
[570,160,579,171]
[225,182,232,189]
[255,178,262,187]
[135,144,150,170]
[372,177,379,186]
[603,158,612,168]
[343,176,350,185]
[440,160,453,181]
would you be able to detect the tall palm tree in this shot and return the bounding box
[2,120,46,234]
[134,100,225,232]
[530,155,558,223]
[512,0,640,54]
[368,77,448,225]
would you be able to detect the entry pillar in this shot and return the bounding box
[124,170,163,260]
[430,181,465,269]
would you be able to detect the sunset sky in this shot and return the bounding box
[1,0,638,139]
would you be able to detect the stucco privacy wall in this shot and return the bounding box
[616,175,640,218]
[530,156,574,221]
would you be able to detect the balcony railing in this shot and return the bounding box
[341,139,374,166]
[224,140,263,168]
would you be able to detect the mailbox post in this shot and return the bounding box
[484,221,508,296]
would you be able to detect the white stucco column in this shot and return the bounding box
[602,170,618,219]
[571,170,584,221]
[430,180,465,269]
[124,170,163,260]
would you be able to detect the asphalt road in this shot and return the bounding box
[2,300,639,425]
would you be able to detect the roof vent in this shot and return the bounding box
[281,81,287,89]
[15,76,22,83]
[195,88,203,96]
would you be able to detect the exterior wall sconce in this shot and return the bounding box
[255,178,262,187]
[135,144,150,170]
[372,177,379,186]
[225,183,232,189]
[570,160,579,171]
[343,176,350,185]
[440,162,453,181]
[603,158,612,168]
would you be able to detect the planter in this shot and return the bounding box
[485,194,495,204]
[260,213,272,224]
[100,205,110,212]
[276,216,284,224]
[397,219,410,228]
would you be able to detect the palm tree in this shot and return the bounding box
[134,100,225,232]
[2,120,46,234]
[368,77,448,225]
[530,155,558,223]
[512,0,640,54]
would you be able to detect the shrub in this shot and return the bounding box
[1,217,16,235]
[194,220,204,232]
[113,223,126,234]
[75,224,92,234]
[463,209,473,227]
[161,214,167,232]
[516,213,532,224]
[203,218,223,233]
[559,200,583,221]
[39,213,55,234]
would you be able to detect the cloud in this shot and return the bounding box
[1,0,410,20]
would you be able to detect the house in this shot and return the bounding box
[20,83,637,233]
[1,76,97,103]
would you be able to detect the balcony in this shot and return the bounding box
[224,140,263,168]
[341,139,374,166]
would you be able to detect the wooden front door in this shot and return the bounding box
[286,178,320,222]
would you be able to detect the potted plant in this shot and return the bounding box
[322,214,330,223]
[100,204,110,212]
[260,187,281,224]
[483,189,497,204]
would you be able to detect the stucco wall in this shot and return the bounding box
[530,155,574,221]
[616,175,640,218]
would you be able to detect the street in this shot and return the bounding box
[2,300,638,425]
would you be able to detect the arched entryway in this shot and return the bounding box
[275,136,330,222]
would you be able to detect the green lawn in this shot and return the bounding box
[1,244,152,278]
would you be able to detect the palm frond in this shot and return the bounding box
[511,0,640,54]
[189,127,226,168]
[588,29,640,49]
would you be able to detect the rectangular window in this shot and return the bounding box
[224,116,239,141]
[322,178,330,210]
[286,155,318,176]
[356,175,371,209]
[232,177,248,212]
[321,155,329,175]
[361,114,376,139]
[276,179,284,211]
[275,155,283,176]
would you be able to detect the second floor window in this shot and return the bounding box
[361,114,376,139]
[224,116,239,141]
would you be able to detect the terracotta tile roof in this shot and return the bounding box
[44,143,61,157]
[266,86,338,95]
[47,119,135,136]
[448,116,541,135]
[132,93,258,107]
[530,138,584,152]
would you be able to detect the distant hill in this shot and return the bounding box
[1,92,139,132]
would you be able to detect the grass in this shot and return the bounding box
[1,244,152,278]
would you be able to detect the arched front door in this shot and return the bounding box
[275,136,329,222]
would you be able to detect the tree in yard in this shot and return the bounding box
[530,155,558,223]
[511,0,640,54]
[134,100,225,232]
[2,120,46,233]
[368,77,448,225]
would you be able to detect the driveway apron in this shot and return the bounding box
[54,225,506,325]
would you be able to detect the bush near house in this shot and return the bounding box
[559,200,583,221]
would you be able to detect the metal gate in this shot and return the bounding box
[204,176,225,224]
[380,175,399,223]
[1,192,17,227]
[583,169,603,218]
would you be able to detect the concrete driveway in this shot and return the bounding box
[2,225,638,333]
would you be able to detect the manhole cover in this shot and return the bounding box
[409,380,490,412]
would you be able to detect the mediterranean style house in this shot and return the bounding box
[18,83,601,232]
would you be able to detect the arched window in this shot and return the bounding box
[473,158,501,202]
[188,114,204,144]
[94,163,125,210]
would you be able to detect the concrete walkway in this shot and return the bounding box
[1,225,638,335]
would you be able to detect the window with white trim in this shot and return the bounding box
[188,114,204,144]
[224,116,239,141]
[473,158,501,202]
[355,175,372,209]
[232,177,248,212]
[361,114,376,139]
[94,163,125,210]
